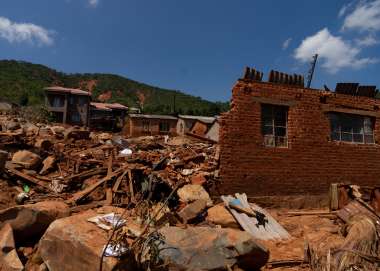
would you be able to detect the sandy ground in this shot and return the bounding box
[261,209,344,271]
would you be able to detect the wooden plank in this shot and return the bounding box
[283,210,335,216]
[112,170,128,192]
[321,104,379,117]
[105,188,113,205]
[6,164,50,189]
[67,167,125,204]
[64,167,107,183]
[128,170,134,201]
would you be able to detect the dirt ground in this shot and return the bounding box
[261,209,344,271]
[0,176,344,271]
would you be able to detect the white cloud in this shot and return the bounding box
[88,0,99,7]
[0,16,54,46]
[294,28,378,73]
[282,38,292,50]
[356,34,379,46]
[338,2,353,18]
[342,0,380,31]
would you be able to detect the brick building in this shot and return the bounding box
[125,114,178,137]
[89,102,128,131]
[220,68,380,197]
[45,87,91,126]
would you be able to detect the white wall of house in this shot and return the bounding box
[206,121,219,142]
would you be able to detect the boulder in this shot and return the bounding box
[38,210,119,271]
[155,226,269,270]
[12,150,41,169]
[206,204,239,229]
[0,224,23,271]
[0,201,70,244]
[177,184,213,206]
[178,199,207,223]
[6,121,20,131]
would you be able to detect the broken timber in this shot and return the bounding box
[67,166,127,204]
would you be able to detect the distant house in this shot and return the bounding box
[205,118,220,142]
[177,115,216,136]
[44,86,91,126]
[89,102,128,131]
[125,114,178,137]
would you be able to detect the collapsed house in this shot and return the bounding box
[220,68,380,199]
[176,115,216,136]
[89,102,128,131]
[44,87,128,131]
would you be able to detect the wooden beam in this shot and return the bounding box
[67,167,125,204]
[252,97,297,107]
[6,164,50,189]
[321,104,380,117]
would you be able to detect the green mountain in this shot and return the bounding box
[0,60,229,116]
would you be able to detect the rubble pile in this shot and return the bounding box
[0,115,271,271]
[1,114,380,271]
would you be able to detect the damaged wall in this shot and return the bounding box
[220,79,380,196]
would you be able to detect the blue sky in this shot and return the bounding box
[0,0,380,102]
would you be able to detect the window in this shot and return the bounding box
[329,113,374,144]
[159,122,170,132]
[142,120,150,131]
[48,95,65,107]
[261,104,288,147]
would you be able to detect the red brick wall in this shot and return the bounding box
[219,79,380,196]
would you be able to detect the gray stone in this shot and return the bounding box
[6,121,20,131]
[12,150,41,169]
[155,226,269,270]
[38,210,118,271]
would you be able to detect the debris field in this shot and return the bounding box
[0,113,379,271]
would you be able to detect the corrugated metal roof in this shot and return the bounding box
[221,193,291,240]
[90,102,128,111]
[178,115,216,124]
[44,86,91,96]
[105,103,128,110]
[129,114,178,120]
[90,102,112,111]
